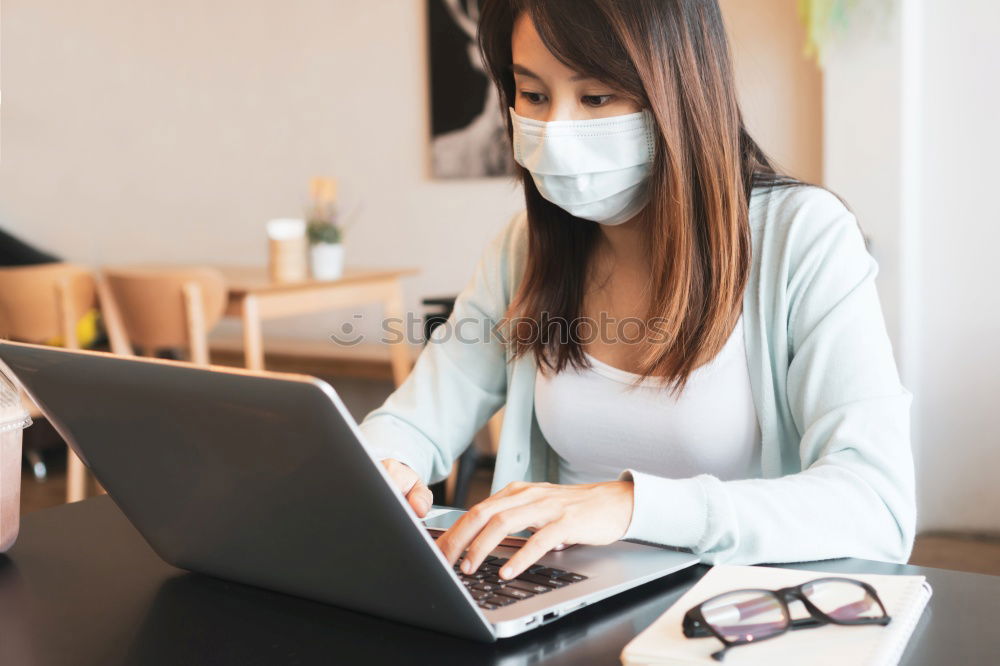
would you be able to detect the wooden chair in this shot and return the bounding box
[0,263,96,502]
[99,266,227,365]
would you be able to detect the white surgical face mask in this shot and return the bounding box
[509,106,656,226]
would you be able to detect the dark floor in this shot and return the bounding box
[15,374,1000,577]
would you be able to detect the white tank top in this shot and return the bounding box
[533,315,762,485]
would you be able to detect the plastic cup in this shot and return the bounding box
[1,368,31,553]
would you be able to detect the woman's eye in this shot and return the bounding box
[582,95,614,107]
[518,91,546,105]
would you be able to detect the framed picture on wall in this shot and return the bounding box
[427,0,515,178]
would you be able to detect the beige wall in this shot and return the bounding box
[1,0,821,343]
[722,0,824,184]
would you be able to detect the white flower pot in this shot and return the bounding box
[310,242,344,280]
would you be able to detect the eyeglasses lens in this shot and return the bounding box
[801,580,883,620]
[701,591,788,643]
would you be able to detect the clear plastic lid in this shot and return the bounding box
[0,360,32,433]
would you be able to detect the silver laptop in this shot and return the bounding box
[0,341,698,641]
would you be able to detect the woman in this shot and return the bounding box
[361,0,915,582]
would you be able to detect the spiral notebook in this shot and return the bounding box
[621,564,932,666]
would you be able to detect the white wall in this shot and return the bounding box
[915,0,1000,531]
[824,0,1000,532]
[822,2,913,367]
[1,0,820,346]
[0,1,526,343]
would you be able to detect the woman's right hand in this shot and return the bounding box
[381,458,434,518]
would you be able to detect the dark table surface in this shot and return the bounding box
[2,497,998,665]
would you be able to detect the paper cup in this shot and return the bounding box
[266,218,308,283]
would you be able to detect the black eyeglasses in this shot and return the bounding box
[682,576,892,661]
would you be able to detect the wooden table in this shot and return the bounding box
[216,266,418,386]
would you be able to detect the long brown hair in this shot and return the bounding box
[478,0,808,394]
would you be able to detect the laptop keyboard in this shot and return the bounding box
[453,555,588,610]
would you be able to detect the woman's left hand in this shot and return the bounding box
[436,480,635,581]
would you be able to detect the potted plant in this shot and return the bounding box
[306,177,345,280]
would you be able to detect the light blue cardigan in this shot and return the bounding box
[359,184,916,566]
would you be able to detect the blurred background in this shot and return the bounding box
[1,1,997,574]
